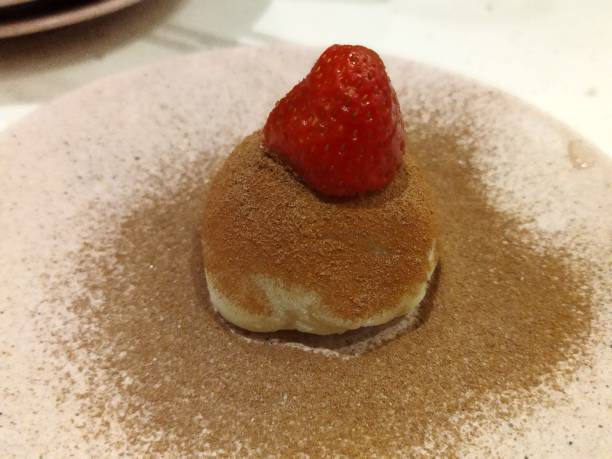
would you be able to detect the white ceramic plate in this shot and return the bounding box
[0,47,610,457]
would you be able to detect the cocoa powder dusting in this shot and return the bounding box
[67,124,593,456]
[202,131,437,321]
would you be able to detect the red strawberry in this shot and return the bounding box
[263,44,405,197]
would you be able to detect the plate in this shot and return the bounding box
[0,0,37,7]
[0,47,610,457]
[0,0,142,38]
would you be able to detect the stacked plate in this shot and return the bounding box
[0,0,142,38]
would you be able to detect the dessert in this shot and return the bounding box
[202,45,438,334]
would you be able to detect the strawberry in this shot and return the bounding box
[263,44,405,197]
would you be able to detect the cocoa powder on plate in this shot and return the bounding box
[66,123,593,456]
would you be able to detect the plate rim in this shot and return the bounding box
[0,0,143,39]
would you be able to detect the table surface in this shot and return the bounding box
[1,0,611,156]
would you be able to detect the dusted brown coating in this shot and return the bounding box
[72,126,595,457]
[201,131,437,321]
